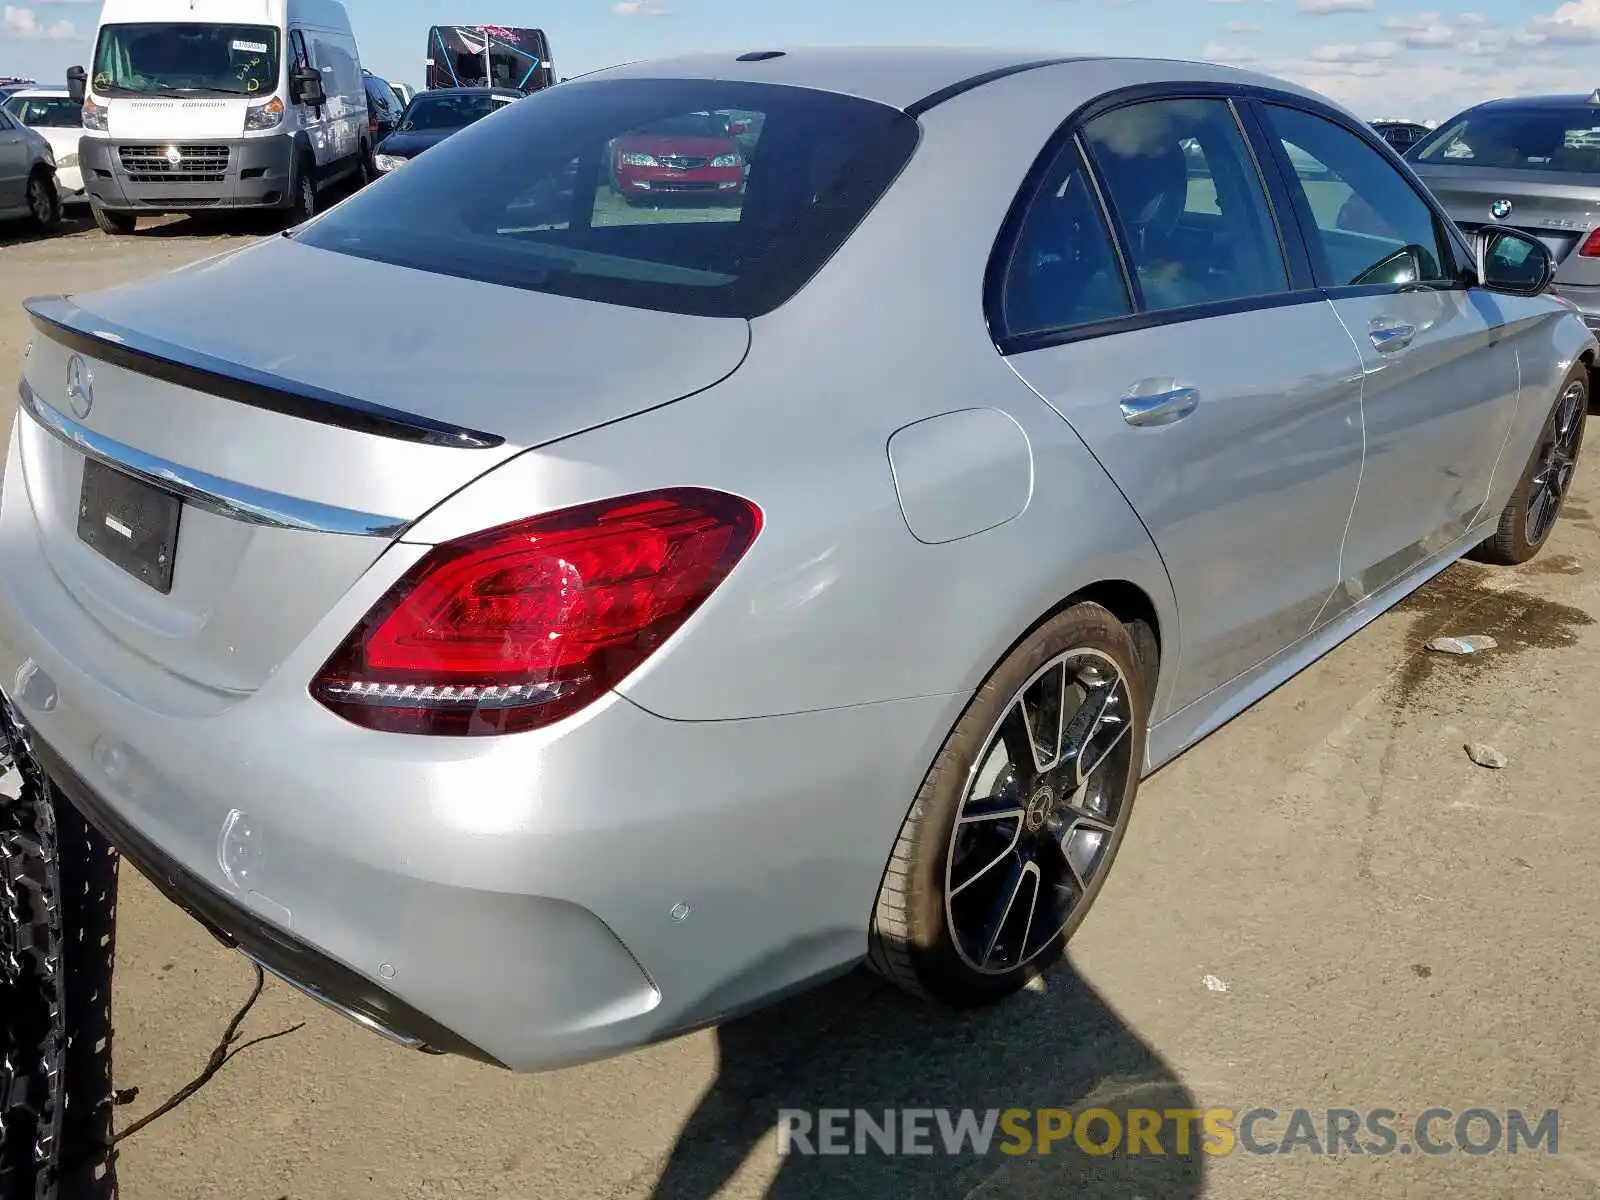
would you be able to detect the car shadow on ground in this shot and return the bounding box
[649,960,1204,1199]
[0,206,94,247]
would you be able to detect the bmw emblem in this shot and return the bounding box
[64,354,93,420]
[1490,199,1513,221]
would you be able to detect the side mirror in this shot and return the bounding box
[1476,225,1555,297]
[66,66,86,104]
[293,67,326,108]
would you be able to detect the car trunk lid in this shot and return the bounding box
[13,236,750,694]
[1414,164,1600,269]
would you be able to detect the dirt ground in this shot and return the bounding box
[4,214,1600,1199]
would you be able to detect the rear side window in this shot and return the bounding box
[1084,98,1288,313]
[295,79,920,318]
[998,141,1131,337]
[1261,104,1451,289]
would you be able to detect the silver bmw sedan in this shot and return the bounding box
[0,48,1592,1072]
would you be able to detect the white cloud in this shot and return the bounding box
[2,5,76,39]
[1527,0,1600,45]
[1299,0,1375,12]
[1201,41,1259,64]
[1225,19,1261,32]
[1309,40,1398,63]
[612,0,669,14]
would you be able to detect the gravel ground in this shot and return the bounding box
[3,213,1600,1199]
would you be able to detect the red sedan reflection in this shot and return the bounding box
[611,113,746,204]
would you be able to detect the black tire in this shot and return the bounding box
[356,142,373,188]
[90,200,136,235]
[868,602,1151,1006]
[1470,364,1588,566]
[284,163,317,229]
[24,171,60,232]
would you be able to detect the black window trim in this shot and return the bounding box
[985,79,1481,358]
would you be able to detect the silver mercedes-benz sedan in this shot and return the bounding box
[1410,94,1600,333]
[0,49,1593,1071]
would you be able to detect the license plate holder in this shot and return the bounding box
[77,458,183,595]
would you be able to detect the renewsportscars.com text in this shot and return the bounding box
[776,1107,1558,1158]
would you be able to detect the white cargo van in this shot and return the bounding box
[67,0,368,234]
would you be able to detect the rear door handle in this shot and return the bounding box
[1369,320,1416,353]
[1120,385,1201,428]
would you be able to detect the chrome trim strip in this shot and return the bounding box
[18,379,408,538]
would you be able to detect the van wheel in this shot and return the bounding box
[868,602,1149,1006]
[356,143,373,188]
[25,171,60,232]
[283,167,317,229]
[90,200,136,235]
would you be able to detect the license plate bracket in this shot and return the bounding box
[76,458,183,595]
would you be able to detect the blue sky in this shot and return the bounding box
[4,0,1600,121]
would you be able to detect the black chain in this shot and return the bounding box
[0,700,67,1200]
[0,694,121,1200]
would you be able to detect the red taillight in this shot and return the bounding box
[1581,230,1600,258]
[311,488,762,736]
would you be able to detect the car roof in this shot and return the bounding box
[580,47,1338,114]
[1463,95,1600,113]
[6,87,69,99]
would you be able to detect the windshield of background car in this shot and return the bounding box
[1414,106,1600,172]
[398,92,505,130]
[296,79,921,318]
[3,96,82,128]
[92,24,280,97]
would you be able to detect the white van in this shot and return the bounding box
[68,0,368,234]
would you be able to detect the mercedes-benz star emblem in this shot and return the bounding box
[64,354,93,420]
[1490,199,1513,221]
[165,145,183,166]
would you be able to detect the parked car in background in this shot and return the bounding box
[609,111,746,205]
[391,81,416,108]
[363,69,405,155]
[1371,120,1431,153]
[0,104,61,229]
[2,87,85,200]
[1410,95,1600,330]
[372,86,517,172]
[0,49,1590,1075]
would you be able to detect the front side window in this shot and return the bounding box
[92,23,280,97]
[1262,103,1451,289]
[1415,105,1600,173]
[296,79,919,318]
[997,140,1131,338]
[1084,98,1288,312]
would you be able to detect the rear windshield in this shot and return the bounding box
[1414,105,1600,173]
[295,78,920,318]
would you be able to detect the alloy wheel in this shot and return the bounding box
[1527,380,1586,546]
[943,648,1136,975]
[27,178,52,225]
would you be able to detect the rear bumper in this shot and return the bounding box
[1551,281,1600,328]
[80,134,296,212]
[2,709,500,1065]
